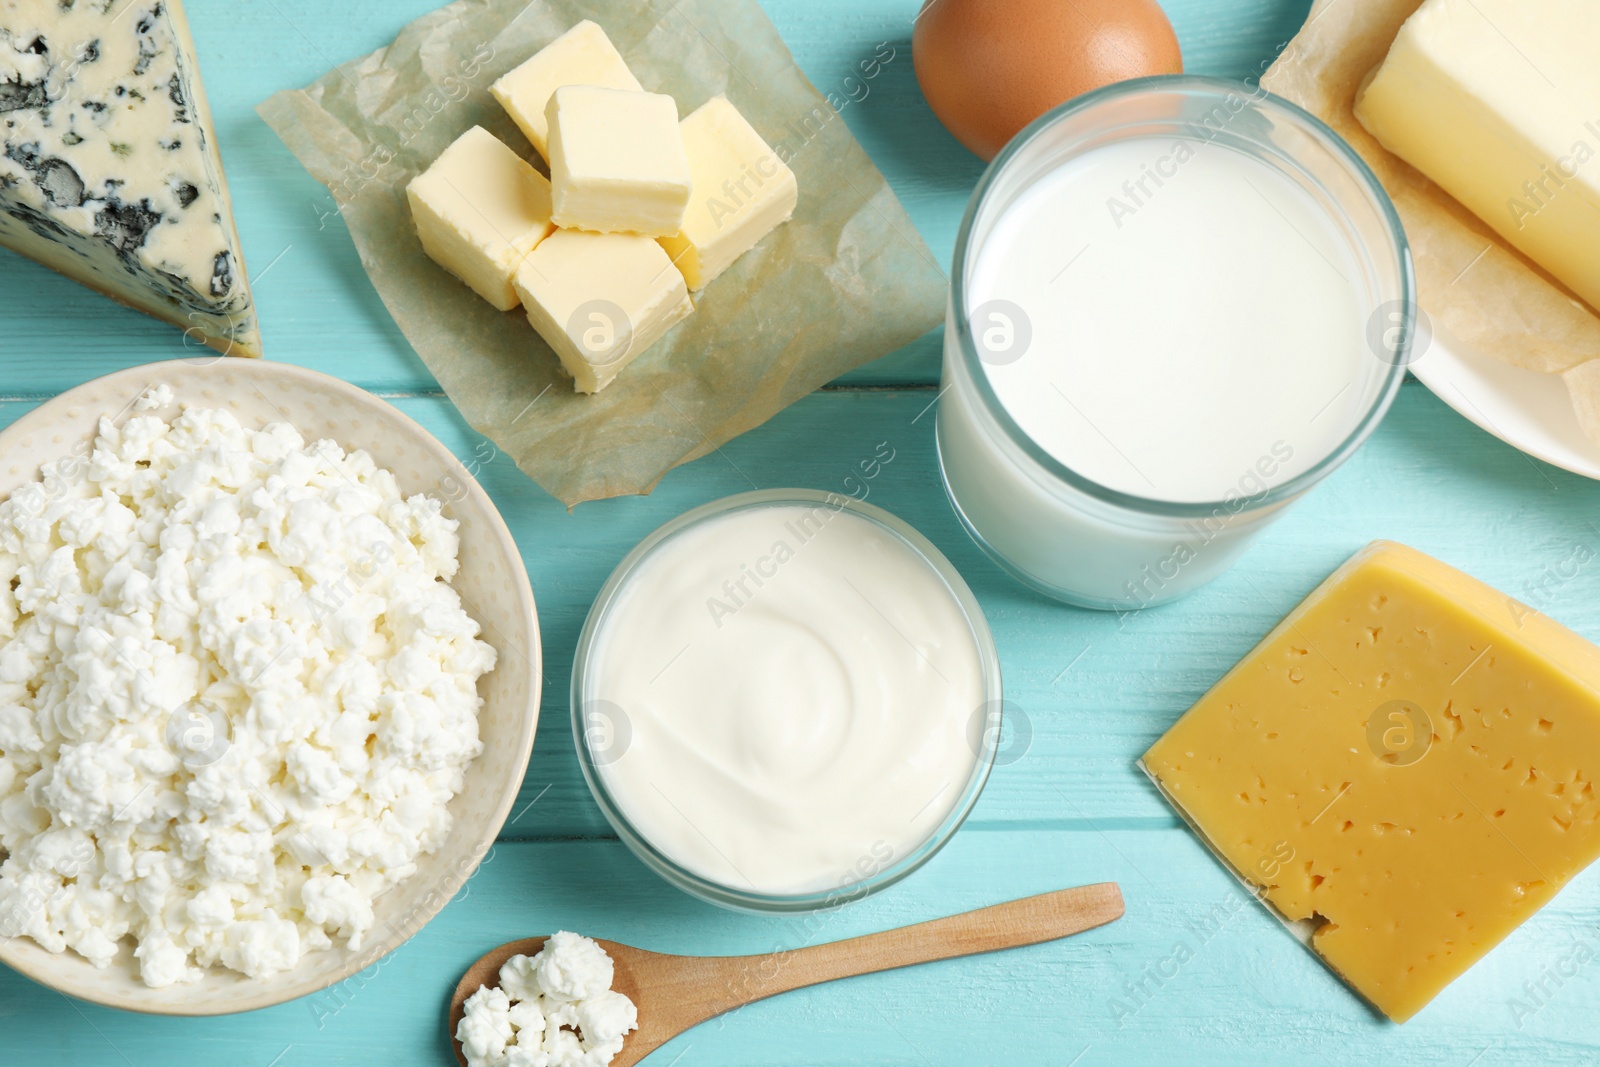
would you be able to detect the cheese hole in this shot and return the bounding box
[1340,820,1354,832]
[1492,808,1506,818]
[1442,703,1464,739]
[1537,718,1555,734]
[1553,814,1572,832]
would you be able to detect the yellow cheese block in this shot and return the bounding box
[1144,541,1600,1023]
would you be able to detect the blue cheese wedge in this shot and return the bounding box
[0,0,260,357]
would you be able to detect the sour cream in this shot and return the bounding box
[576,493,995,901]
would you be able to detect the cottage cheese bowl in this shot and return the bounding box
[572,490,1001,913]
[0,359,540,1014]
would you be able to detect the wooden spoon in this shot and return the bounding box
[448,881,1123,1066]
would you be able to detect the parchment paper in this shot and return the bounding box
[1262,0,1600,443]
[257,0,945,505]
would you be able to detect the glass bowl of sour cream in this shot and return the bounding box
[571,490,1002,913]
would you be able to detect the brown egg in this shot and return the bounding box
[914,0,1183,160]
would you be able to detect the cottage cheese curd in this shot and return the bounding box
[0,395,496,986]
[458,932,638,1067]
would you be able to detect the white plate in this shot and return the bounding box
[1409,320,1600,480]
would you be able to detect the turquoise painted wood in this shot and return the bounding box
[3,0,1598,1064]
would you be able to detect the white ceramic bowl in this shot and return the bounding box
[0,358,541,1014]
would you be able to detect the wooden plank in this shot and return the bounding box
[0,0,1314,395]
[2,830,1596,1064]
[0,381,1594,841]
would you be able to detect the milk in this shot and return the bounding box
[971,137,1366,501]
[938,107,1408,609]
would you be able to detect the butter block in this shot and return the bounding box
[546,87,691,237]
[1144,541,1600,1023]
[513,230,693,393]
[406,126,555,311]
[490,19,642,161]
[660,96,799,290]
[1354,0,1600,311]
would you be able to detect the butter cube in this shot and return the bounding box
[1354,0,1600,311]
[1144,541,1600,1023]
[660,96,798,290]
[406,126,556,311]
[546,87,692,237]
[513,229,693,393]
[490,19,642,161]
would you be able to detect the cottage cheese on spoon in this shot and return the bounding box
[0,395,496,986]
[458,932,638,1067]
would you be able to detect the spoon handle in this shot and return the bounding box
[727,882,1124,1005]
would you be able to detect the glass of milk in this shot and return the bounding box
[938,75,1414,611]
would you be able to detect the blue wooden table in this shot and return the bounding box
[3,1,1597,1063]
